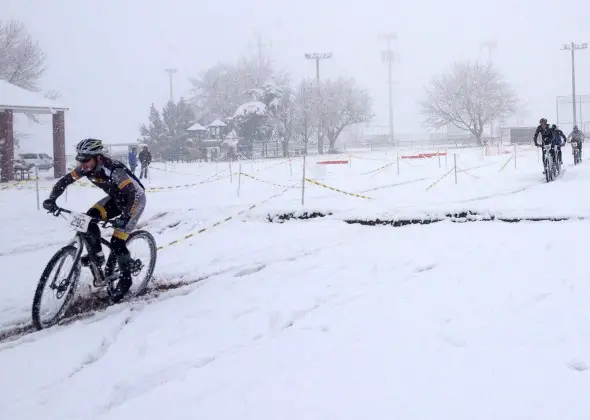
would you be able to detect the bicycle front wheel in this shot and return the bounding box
[32,246,81,330]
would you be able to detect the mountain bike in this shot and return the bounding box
[542,144,558,183]
[571,141,582,165]
[32,207,157,330]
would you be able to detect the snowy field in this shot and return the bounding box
[1,144,590,419]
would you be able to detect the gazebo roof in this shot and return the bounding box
[187,122,208,131]
[208,119,227,128]
[0,80,68,114]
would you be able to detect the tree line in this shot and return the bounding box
[0,20,521,159]
[140,53,375,159]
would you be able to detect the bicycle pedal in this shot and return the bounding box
[130,259,143,275]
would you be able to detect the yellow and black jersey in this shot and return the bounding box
[49,157,144,215]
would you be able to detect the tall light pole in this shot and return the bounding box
[305,52,332,154]
[561,42,588,126]
[481,40,497,141]
[164,68,178,102]
[480,40,497,63]
[379,32,396,145]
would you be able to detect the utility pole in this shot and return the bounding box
[255,32,272,67]
[305,52,332,154]
[379,32,396,146]
[480,40,497,142]
[561,41,588,126]
[164,68,177,102]
[480,40,497,63]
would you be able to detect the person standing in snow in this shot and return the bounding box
[139,146,152,180]
[128,147,138,174]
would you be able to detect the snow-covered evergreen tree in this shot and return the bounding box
[189,55,289,126]
[232,101,273,157]
[162,98,196,161]
[140,99,195,160]
[140,104,167,158]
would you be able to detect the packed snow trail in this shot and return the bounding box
[2,221,590,419]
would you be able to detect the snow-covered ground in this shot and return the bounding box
[1,145,590,419]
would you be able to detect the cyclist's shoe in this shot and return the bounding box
[110,254,133,303]
[81,251,105,267]
[110,273,132,303]
[104,258,118,282]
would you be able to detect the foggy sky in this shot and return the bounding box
[4,0,590,153]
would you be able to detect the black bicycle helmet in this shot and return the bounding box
[75,138,105,160]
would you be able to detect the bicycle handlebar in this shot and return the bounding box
[48,206,115,228]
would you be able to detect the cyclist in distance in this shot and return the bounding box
[534,118,556,172]
[568,125,585,153]
[42,138,146,302]
[551,124,567,165]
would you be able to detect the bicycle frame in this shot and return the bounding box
[571,142,581,163]
[542,144,556,180]
[66,234,115,286]
[53,207,115,287]
[542,145,554,165]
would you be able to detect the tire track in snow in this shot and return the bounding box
[0,231,361,346]
[67,309,137,379]
[102,355,217,415]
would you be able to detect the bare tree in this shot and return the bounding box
[0,20,46,91]
[293,79,317,154]
[420,61,518,145]
[189,55,287,124]
[270,86,297,157]
[319,78,374,153]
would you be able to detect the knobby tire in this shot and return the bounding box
[32,246,81,330]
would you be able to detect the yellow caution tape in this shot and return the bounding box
[240,172,299,189]
[361,160,396,175]
[425,166,456,191]
[457,167,481,180]
[157,187,293,250]
[305,178,373,200]
[498,154,514,172]
[0,177,41,190]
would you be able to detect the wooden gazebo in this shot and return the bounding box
[0,80,69,182]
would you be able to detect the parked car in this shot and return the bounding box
[19,153,53,170]
[14,157,33,170]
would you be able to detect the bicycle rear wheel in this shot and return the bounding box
[107,230,157,301]
[32,246,81,330]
